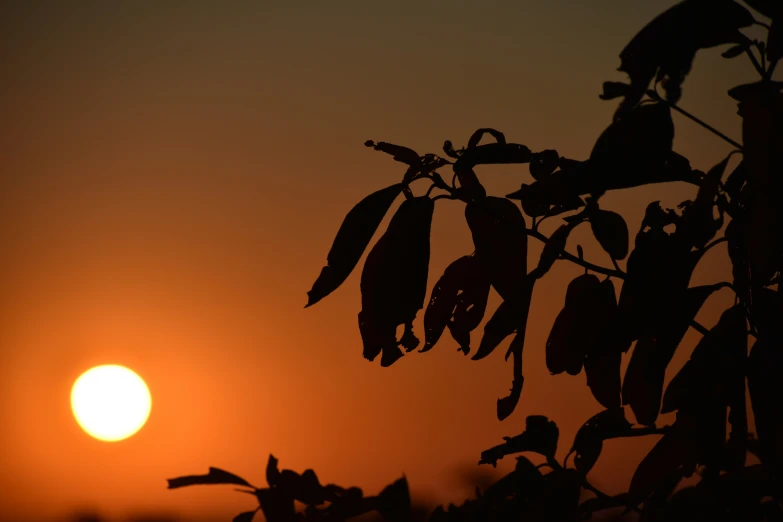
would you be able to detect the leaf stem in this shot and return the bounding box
[646,90,743,150]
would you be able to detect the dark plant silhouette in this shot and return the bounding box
[170,1,782,520]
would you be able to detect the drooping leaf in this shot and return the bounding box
[723,160,746,201]
[615,0,754,114]
[590,209,630,260]
[422,255,480,351]
[473,283,533,361]
[465,196,528,302]
[479,415,560,466]
[661,304,747,415]
[467,128,506,148]
[584,278,621,409]
[448,266,491,355]
[359,196,434,366]
[167,467,254,489]
[546,274,602,376]
[306,184,403,307]
[621,281,727,425]
[613,202,697,353]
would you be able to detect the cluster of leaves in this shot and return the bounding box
[174,0,783,520]
[167,456,413,522]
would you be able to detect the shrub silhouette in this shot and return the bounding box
[169,1,783,520]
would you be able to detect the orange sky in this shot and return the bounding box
[0,1,776,521]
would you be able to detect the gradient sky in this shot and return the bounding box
[0,1,776,521]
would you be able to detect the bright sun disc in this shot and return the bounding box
[71,365,151,442]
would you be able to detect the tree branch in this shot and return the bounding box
[646,90,743,150]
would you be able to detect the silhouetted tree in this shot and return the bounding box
[170,1,783,520]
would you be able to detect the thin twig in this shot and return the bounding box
[646,90,743,150]
[527,229,624,278]
[745,47,766,78]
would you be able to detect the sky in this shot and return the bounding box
[0,1,775,521]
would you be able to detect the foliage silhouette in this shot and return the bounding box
[172,1,782,520]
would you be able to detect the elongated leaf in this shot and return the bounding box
[546,274,601,376]
[422,256,476,351]
[359,197,434,366]
[473,282,533,361]
[365,140,420,166]
[584,279,621,409]
[590,209,629,260]
[530,223,574,279]
[306,184,402,307]
[167,467,253,489]
[465,196,528,302]
[621,283,726,425]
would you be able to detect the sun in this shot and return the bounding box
[71,364,152,442]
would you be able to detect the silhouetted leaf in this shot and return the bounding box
[529,149,560,180]
[675,154,729,249]
[375,477,412,522]
[233,511,257,522]
[621,282,726,425]
[530,223,576,280]
[422,255,488,353]
[590,209,630,260]
[266,454,281,487]
[661,304,747,415]
[467,128,506,148]
[615,0,754,114]
[572,408,633,473]
[365,140,420,166]
[465,196,528,302]
[584,278,621,409]
[306,184,403,307]
[599,81,630,100]
[546,274,601,376]
[614,202,697,353]
[479,415,559,466]
[167,467,253,489]
[628,414,700,509]
[359,197,434,366]
[722,39,753,58]
[472,284,533,361]
[590,103,674,197]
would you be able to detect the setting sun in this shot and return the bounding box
[71,365,152,442]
